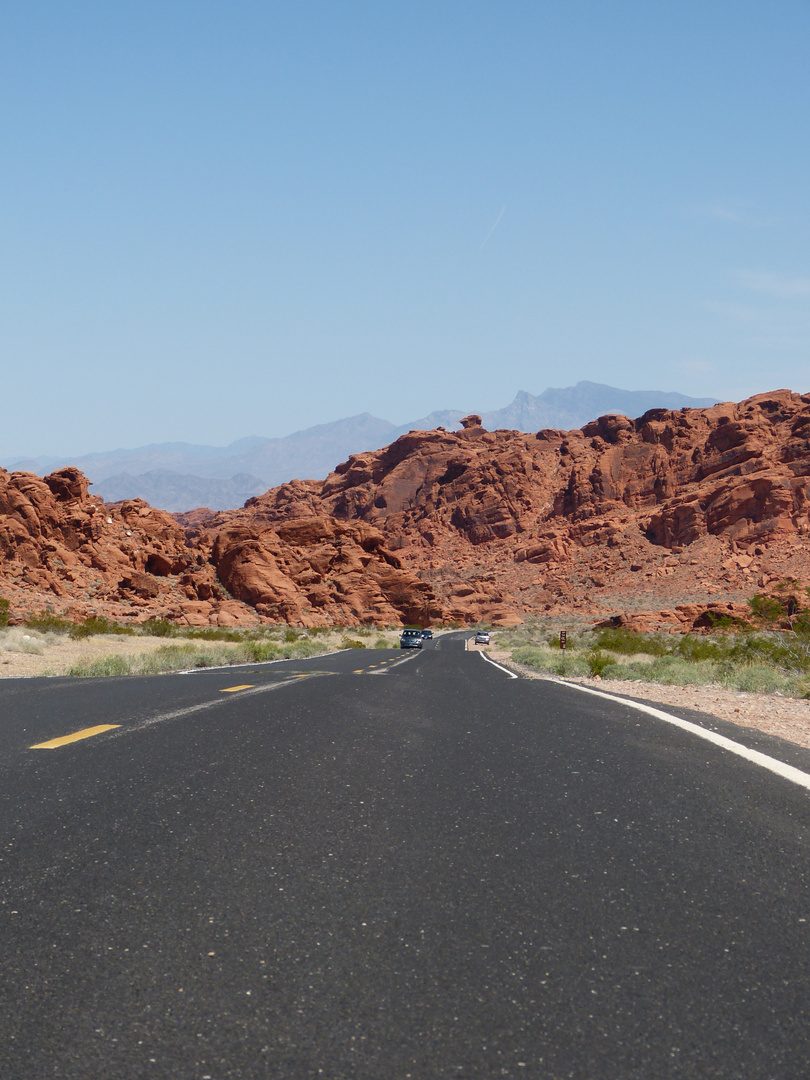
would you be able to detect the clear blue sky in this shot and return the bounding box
[2,1,809,458]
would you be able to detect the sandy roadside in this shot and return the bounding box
[0,631,189,677]
[0,626,404,679]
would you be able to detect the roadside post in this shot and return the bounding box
[559,629,567,673]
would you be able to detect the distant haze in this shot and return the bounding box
[4,382,718,513]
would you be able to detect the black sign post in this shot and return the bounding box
[559,630,567,673]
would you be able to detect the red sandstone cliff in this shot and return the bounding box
[2,390,809,629]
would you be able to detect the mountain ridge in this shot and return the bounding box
[4,382,719,511]
[1,388,808,631]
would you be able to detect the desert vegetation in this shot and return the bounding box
[499,588,810,700]
[0,609,403,678]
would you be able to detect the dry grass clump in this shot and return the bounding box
[0,618,405,679]
[0,627,61,655]
[64,626,403,677]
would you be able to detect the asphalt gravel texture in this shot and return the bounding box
[1,634,809,1078]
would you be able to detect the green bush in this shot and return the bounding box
[70,616,135,639]
[242,641,280,663]
[341,638,366,650]
[674,635,733,662]
[586,650,617,677]
[139,618,176,638]
[24,611,73,634]
[511,645,589,678]
[607,656,721,686]
[748,594,785,623]
[593,627,667,656]
[0,598,9,628]
[701,610,749,630]
[723,664,794,695]
[185,626,246,642]
[68,655,131,677]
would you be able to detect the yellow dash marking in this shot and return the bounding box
[353,669,365,674]
[220,685,255,693]
[31,725,120,749]
[293,674,311,678]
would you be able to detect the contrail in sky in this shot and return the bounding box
[480,206,506,249]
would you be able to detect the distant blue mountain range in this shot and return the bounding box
[4,381,719,512]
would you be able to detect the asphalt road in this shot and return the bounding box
[1,633,809,1079]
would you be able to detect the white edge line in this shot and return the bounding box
[559,679,810,793]
[479,651,518,679]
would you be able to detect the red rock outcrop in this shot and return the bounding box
[205,388,810,627]
[2,390,810,629]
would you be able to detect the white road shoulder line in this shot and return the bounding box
[560,680,810,792]
[479,651,519,679]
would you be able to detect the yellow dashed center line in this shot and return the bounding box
[220,685,255,693]
[31,725,120,749]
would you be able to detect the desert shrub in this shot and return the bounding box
[701,610,749,630]
[673,635,733,663]
[586,650,617,677]
[623,656,722,686]
[294,639,324,658]
[512,645,552,669]
[721,663,795,695]
[69,655,131,677]
[552,656,590,677]
[70,616,135,639]
[0,598,9,628]
[512,645,589,678]
[748,594,786,623]
[341,637,366,650]
[24,611,73,634]
[775,577,801,592]
[284,629,301,643]
[185,627,245,642]
[140,618,176,638]
[374,637,391,649]
[728,633,810,674]
[242,641,280,663]
[593,628,667,656]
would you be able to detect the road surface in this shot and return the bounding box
[1,633,809,1078]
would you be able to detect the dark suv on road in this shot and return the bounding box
[399,629,424,649]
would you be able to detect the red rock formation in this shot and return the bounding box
[2,390,810,629]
